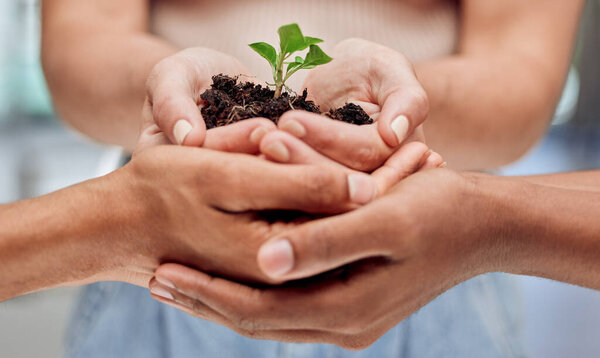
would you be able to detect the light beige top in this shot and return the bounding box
[150,0,458,89]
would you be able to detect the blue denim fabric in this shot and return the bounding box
[66,273,526,358]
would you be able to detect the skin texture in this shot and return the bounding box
[0,120,435,302]
[42,0,583,168]
[151,169,600,349]
[37,0,586,350]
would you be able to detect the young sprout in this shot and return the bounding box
[249,23,333,98]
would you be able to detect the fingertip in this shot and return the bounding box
[248,118,277,145]
[278,118,307,138]
[347,173,377,205]
[420,151,445,170]
[183,126,207,147]
[174,120,192,145]
[257,238,295,279]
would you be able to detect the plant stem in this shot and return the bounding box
[274,84,283,98]
[273,53,287,98]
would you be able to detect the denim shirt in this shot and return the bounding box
[66,273,526,358]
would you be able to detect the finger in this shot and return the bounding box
[277,111,393,172]
[257,204,395,281]
[259,130,345,168]
[371,141,431,194]
[150,274,355,344]
[207,156,377,213]
[420,151,445,170]
[154,262,389,335]
[146,63,206,146]
[203,118,276,154]
[376,83,429,148]
[134,98,171,156]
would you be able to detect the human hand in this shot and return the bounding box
[105,143,388,287]
[269,38,437,172]
[144,47,253,147]
[149,169,496,349]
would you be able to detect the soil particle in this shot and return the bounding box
[200,74,373,129]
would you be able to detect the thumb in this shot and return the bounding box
[257,207,391,281]
[146,63,207,146]
[376,82,429,148]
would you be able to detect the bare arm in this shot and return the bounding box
[0,171,139,301]
[419,0,584,170]
[41,0,178,151]
[147,169,600,348]
[473,170,600,289]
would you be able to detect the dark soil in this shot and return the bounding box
[200,74,373,129]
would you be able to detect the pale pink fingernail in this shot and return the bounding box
[174,120,192,145]
[263,141,290,162]
[250,126,269,145]
[156,276,176,289]
[439,161,448,168]
[280,119,306,138]
[258,239,294,278]
[347,174,377,205]
[150,285,174,300]
[390,115,409,145]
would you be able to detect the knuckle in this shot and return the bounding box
[153,95,184,122]
[305,223,336,261]
[301,169,342,207]
[350,146,382,171]
[408,89,430,119]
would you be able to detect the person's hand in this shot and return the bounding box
[103,144,385,287]
[149,169,497,349]
[268,38,438,172]
[144,47,253,147]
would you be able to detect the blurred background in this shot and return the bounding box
[0,0,599,357]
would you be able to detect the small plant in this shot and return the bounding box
[249,23,333,98]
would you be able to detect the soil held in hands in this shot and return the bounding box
[201,74,373,129]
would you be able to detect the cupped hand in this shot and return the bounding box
[144,47,253,147]
[148,169,494,349]
[271,38,433,172]
[108,144,384,287]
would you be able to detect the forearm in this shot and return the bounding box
[41,0,179,151]
[42,32,178,151]
[416,0,583,170]
[0,171,138,302]
[472,171,600,289]
[417,56,562,170]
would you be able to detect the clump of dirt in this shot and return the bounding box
[200,74,373,129]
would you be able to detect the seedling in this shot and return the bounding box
[249,23,333,98]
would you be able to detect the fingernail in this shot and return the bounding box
[420,149,433,167]
[258,239,294,278]
[280,119,306,138]
[174,120,193,145]
[390,115,409,145]
[347,174,377,205]
[250,126,269,145]
[150,285,174,301]
[263,141,290,162]
[439,161,448,168]
[156,276,176,289]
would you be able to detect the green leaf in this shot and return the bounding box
[278,23,306,54]
[295,56,304,63]
[249,42,277,68]
[303,44,333,67]
[286,61,303,74]
[303,36,323,48]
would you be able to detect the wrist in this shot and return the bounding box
[93,165,161,283]
[462,172,533,274]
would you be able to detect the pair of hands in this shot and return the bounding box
[121,39,471,349]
